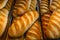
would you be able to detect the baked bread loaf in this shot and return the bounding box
[12,0,30,17]
[8,11,39,37]
[5,0,13,11]
[29,0,37,10]
[0,0,8,9]
[50,0,60,12]
[0,0,13,37]
[40,0,49,15]
[25,21,43,40]
[41,12,51,38]
[0,9,8,37]
[47,9,60,38]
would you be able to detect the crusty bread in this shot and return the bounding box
[41,12,51,38]
[29,0,37,10]
[25,21,43,40]
[0,9,8,37]
[42,9,60,38]
[0,0,8,9]
[5,0,13,11]
[50,0,60,12]
[0,0,13,37]
[12,0,29,17]
[40,0,49,15]
[47,9,60,38]
[8,11,39,37]
[41,12,51,27]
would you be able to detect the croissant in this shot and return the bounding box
[8,11,39,37]
[0,0,13,37]
[41,12,51,38]
[50,0,60,12]
[47,9,60,38]
[0,0,8,9]
[40,0,49,15]
[12,0,31,17]
[25,21,43,40]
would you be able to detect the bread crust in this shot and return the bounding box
[40,0,49,15]
[0,0,8,9]
[50,0,60,12]
[25,21,43,40]
[8,11,39,37]
[0,0,13,37]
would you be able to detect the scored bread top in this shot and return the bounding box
[8,11,39,37]
[12,0,32,17]
[48,9,60,38]
[25,21,43,40]
[0,0,13,37]
[40,0,49,15]
[50,0,60,12]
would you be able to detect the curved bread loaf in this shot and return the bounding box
[50,0,60,12]
[0,9,8,37]
[41,12,51,38]
[47,9,60,38]
[0,0,8,9]
[12,0,31,17]
[40,0,49,15]
[8,11,39,37]
[0,0,13,37]
[25,21,43,40]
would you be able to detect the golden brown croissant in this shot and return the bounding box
[0,0,8,9]
[41,12,51,38]
[8,11,39,37]
[12,0,31,17]
[50,0,60,12]
[40,0,49,15]
[0,0,13,37]
[47,9,60,38]
[25,21,43,40]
